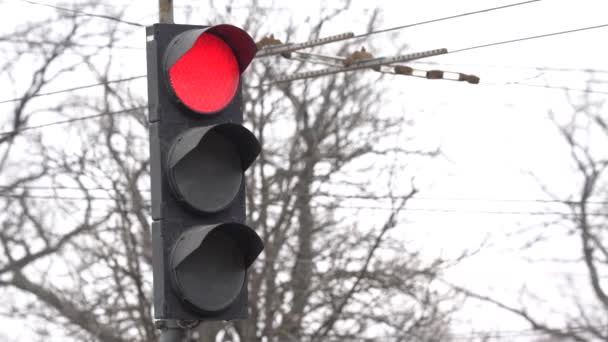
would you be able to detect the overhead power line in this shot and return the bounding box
[256,1,541,57]
[485,81,608,95]
[316,205,608,217]
[0,76,146,104]
[4,185,608,206]
[0,38,143,51]
[335,325,604,342]
[411,61,608,74]
[19,0,144,27]
[351,0,542,40]
[287,50,608,93]
[4,3,606,97]
[448,325,600,341]
[449,23,608,55]
[0,185,121,191]
[3,192,605,217]
[270,48,448,84]
[257,32,355,58]
[261,22,608,86]
[20,0,538,33]
[0,192,117,201]
[0,106,146,136]
[3,23,607,105]
[0,81,605,134]
[320,193,608,205]
[6,191,588,218]
[5,72,595,104]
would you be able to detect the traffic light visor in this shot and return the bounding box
[171,223,264,313]
[166,123,261,213]
[164,25,257,114]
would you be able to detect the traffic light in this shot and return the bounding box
[146,23,263,321]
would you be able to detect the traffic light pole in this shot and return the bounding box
[158,0,174,24]
[157,320,186,342]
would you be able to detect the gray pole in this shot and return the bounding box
[158,320,187,342]
[159,0,174,24]
[160,328,185,342]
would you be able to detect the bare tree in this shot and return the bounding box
[1,2,459,342]
[0,4,153,342]
[453,74,608,342]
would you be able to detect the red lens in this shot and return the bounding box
[168,33,240,114]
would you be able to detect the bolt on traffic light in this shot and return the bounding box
[146,23,262,321]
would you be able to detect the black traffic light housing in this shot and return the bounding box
[146,23,262,321]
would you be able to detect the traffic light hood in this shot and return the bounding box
[167,123,261,172]
[171,223,264,269]
[170,223,264,313]
[165,123,261,214]
[164,24,257,74]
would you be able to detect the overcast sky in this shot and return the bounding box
[1,0,607,340]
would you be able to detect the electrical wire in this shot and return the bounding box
[3,73,602,107]
[2,74,597,106]
[323,325,601,341]
[2,192,606,217]
[315,205,608,217]
[0,185,123,191]
[448,325,597,341]
[0,76,146,104]
[448,23,608,55]
[0,38,143,51]
[255,1,542,60]
[411,61,608,74]
[483,81,608,95]
[1,80,604,134]
[259,22,608,86]
[0,106,146,136]
[19,0,538,33]
[3,18,608,127]
[19,0,144,27]
[15,1,539,54]
[319,193,608,205]
[4,185,608,206]
[0,193,117,201]
[350,0,542,40]
[4,12,607,100]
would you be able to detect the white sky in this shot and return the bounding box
[1,0,608,341]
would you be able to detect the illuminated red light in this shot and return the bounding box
[168,33,240,114]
